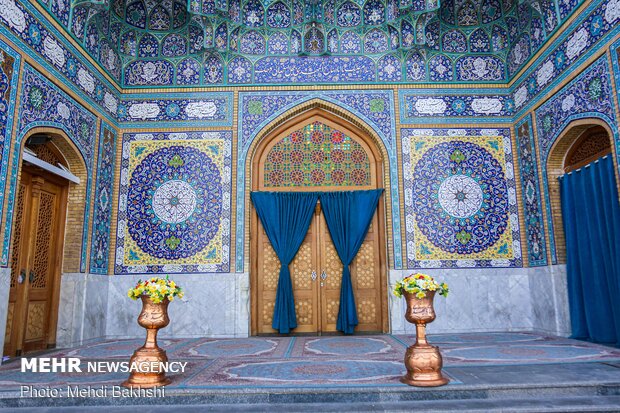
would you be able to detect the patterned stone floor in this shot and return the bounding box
[0,332,619,391]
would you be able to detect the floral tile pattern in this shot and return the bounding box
[234,90,402,272]
[90,123,117,274]
[2,64,97,270]
[515,115,547,267]
[402,128,522,268]
[0,40,20,251]
[8,0,593,87]
[116,131,232,274]
[534,56,618,264]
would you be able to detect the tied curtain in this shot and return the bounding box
[251,189,383,334]
[559,155,620,346]
[320,189,384,334]
[250,191,319,334]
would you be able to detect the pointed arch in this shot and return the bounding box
[246,101,392,334]
[545,118,618,264]
[12,127,89,274]
[241,98,396,273]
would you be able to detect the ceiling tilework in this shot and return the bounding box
[37,0,585,86]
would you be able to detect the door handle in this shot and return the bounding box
[17,269,26,284]
[311,270,317,281]
[29,270,35,283]
[321,271,327,280]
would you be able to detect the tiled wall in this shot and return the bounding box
[0,0,618,276]
[0,0,617,341]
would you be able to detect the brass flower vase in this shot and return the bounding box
[122,296,171,388]
[401,290,449,387]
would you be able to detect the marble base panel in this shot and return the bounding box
[0,267,10,360]
[52,267,570,342]
[389,266,571,337]
[105,273,250,339]
[56,273,109,348]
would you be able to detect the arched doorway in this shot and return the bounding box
[547,120,620,344]
[4,128,86,356]
[547,120,616,263]
[249,108,389,335]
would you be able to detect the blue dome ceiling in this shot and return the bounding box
[42,0,582,86]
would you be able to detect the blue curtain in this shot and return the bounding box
[320,189,384,334]
[560,155,620,346]
[250,191,319,333]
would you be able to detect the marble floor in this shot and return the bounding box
[0,332,619,391]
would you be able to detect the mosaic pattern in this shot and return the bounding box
[24,0,590,87]
[235,90,401,272]
[0,0,119,117]
[90,124,117,274]
[0,41,20,246]
[127,145,222,260]
[263,121,372,188]
[399,91,514,122]
[610,38,620,174]
[254,56,377,84]
[116,131,232,274]
[534,56,617,263]
[512,0,620,114]
[515,115,547,267]
[402,128,522,268]
[124,60,174,86]
[117,93,233,126]
[3,65,97,269]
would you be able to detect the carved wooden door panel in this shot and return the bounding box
[5,172,33,356]
[318,210,342,333]
[4,171,66,355]
[318,209,383,333]
[349,212,383,332]
[255,209,320,334]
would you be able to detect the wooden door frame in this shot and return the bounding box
[9,165,68,354]
[5,126,85,354]
[248,107,390,335]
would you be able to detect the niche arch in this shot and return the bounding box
[14,127,89,273]
[246,102,391,335]
[546,118,616,264]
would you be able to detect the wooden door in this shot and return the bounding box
[251,112,387,335]
[255,206,320,334]
[255,203,383,334]
[318,206,383,333]
[4,169,67,356]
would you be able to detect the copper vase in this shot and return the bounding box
[122,296,171,388]
[400,290,449,387]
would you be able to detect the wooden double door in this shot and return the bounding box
[4,169,67,356]
[255,202,385,334]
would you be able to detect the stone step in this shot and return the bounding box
[1,382,619,410]
[6,395,620,412]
